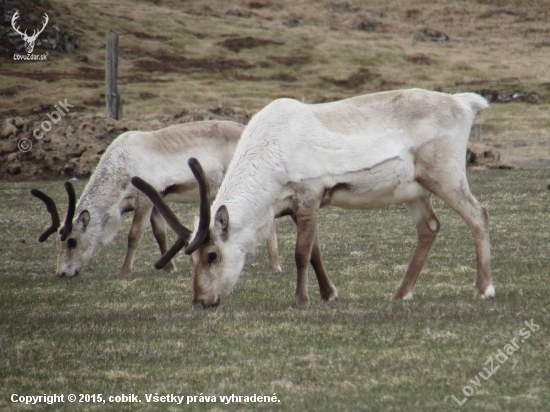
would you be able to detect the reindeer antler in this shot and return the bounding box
[183,158,212,255]
[30,189,61,242]
[31,181,76,242]
[130,177,192,269]
[59,182,76,241]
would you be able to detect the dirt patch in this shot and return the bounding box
[130,49,254,74]
[321,67,380,89]
[413,28,450,42]
[466,141,515,170]
[405,55,434,65]
[359,20,382,32]
[5,68,92,82]
[248,2,270,9]
[2,67,171,84]
[479,9,528,19]
[405,9,422,20]
[133,60,188,74]
[269,55,312,66]
[131,32,172,41]
[270,73,297,82]
[218,37,284,52]
[0,108,254,181]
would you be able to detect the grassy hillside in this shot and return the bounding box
[1,0,550,167]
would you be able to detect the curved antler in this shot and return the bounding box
[130,176,192,269]
[184,157,212,255]
[30,189,60,242]
[59,182,76,241]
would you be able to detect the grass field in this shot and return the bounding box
[1,170,549,411]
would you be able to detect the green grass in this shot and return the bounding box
[1,170,549,411]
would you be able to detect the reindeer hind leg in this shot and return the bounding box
[310,225,338,301]
[266,219,282,272]
[416,145,495,298]
[392,194,440,300]
[151,206,177,273]
[435,181,492,298]
[118,200,152,276]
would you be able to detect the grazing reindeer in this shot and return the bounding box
[133,89,493,307]
[31,121,282,277]
[11,11,49,54]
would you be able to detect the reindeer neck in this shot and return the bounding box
[213,154,283,253]
[75,148,131,218]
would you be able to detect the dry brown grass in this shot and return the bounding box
[2,0,550,166]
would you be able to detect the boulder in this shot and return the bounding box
[466,141,515,169]
[413,28,450,42]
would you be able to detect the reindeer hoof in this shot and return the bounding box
[117,268,132,277]
[476,284,495,299]
[320,285,338,302]
[294,294,309,305]
[268,263,282,272]
[392,290,413,301]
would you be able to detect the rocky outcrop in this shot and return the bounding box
[466,141,515,169]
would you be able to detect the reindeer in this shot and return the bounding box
[11,11,49,54]
[133,89,494,308]
[31,121,284,278]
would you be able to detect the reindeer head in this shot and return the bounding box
[186,203,246,308]
[131,158,245,308]
[32,182,98,277]
[12,11,49,54]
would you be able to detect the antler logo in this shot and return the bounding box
[11,11,49,54]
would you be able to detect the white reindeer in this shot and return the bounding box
[133,89,494,307]
[31,121,284,278]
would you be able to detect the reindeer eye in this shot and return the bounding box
[206,252,217,264]
[67,238,77,249]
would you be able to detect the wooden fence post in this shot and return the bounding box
[474,124,482,142]
[106,30,122,120]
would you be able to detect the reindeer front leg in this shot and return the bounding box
[392,195,440,300]
[291,214,338,302]
[292,193,322,305]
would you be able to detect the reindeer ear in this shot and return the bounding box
[79,210,90,228]
[214,205,229,237]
